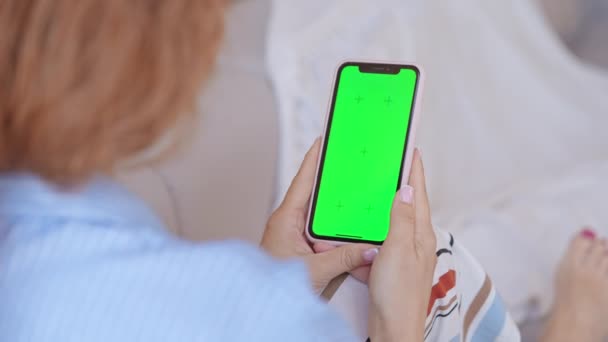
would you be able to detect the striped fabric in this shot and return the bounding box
[424,230,521,341]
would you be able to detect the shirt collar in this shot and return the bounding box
[0,173,165,231]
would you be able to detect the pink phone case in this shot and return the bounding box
[305,60,425,246]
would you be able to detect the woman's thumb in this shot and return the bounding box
[310,244,378,281]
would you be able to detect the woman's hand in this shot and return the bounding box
[368,150,437,342]
[261,138,379,293]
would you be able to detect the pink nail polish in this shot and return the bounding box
[363,248,379,263]
[581,228,596,240]
[399,185,414,204]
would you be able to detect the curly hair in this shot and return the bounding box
[0,0,225,184]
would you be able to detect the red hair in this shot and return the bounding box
[0,0,225,184]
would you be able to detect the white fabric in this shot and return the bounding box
[266,0,608,322]
[454,160,608,322]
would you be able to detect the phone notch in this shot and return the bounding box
[358,64,400,75]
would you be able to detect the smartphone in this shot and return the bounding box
[306,61,423,245]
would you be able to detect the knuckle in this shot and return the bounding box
[416,233,437,260]
[426,230,437,248]
[340,249,356,269]
[418,240,436,259]
[391,203,416,226]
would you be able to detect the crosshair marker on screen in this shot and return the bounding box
[335,201,345,212]
[384,96,393,106]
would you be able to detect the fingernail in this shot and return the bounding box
[363,248,379,263]
[581,228,596,240]
[399,185,414,204]
[416,147,422,158]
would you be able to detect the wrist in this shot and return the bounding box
[369,311,423,342]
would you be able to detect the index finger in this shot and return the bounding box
[408,149,432,229]
[281,138,321,210]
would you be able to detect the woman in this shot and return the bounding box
[0,1,435,341]
[2,1,601,341]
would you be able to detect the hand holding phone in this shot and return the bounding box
[306,61,423,245]
[367,149,437,341]
[261,139,380,292]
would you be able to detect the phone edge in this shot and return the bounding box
[305,59,425,246]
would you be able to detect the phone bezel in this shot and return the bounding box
[306,61,422,245]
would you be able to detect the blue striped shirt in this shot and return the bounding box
[0,174,356,341]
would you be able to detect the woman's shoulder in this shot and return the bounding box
[198,240,304,276]
[183,240,314,298]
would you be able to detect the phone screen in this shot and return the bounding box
[308,63,419,244]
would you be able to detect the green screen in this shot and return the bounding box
[310,64,418,243]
